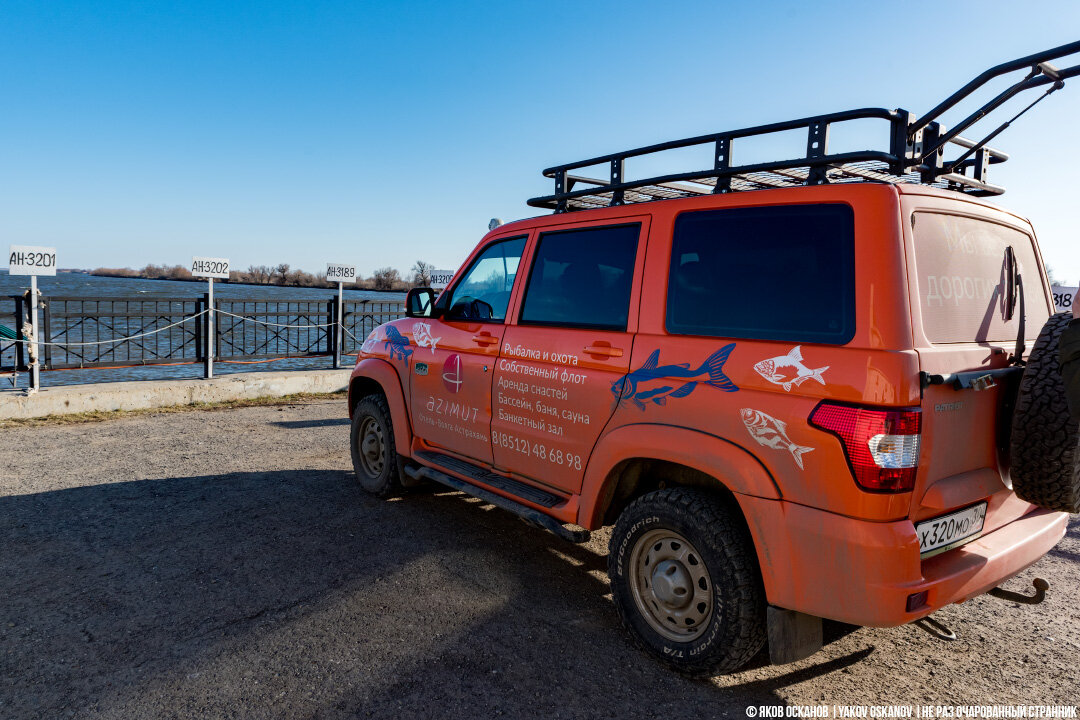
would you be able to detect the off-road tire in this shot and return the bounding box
[1010,312,1080,513]
[608,488,766,676]
[350,394,403,498]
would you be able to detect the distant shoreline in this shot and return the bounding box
[88,268,409,293]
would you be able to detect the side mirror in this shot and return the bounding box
[471,299,494,320]
[406,288,437,318]
[447,297,493,321]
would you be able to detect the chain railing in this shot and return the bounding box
[1,294,406,386]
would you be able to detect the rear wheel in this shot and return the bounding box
[608,488,766,676]
[350,394,402,498]
[1010,312,1080,513]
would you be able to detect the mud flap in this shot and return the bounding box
[767,606,823,665]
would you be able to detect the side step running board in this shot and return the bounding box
[405,463,591,544]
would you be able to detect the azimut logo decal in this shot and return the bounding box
[442,354,464,393]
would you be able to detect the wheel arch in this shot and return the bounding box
[578,423,780,530]
[348,358,412,457]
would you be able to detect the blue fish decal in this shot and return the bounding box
[383,325,413,361]
[612,344,738,409]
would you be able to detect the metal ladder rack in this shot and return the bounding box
[528,41,1080,213]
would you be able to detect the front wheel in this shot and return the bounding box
[608,488,766,676]
[350,394,402,498]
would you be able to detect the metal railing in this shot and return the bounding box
[342,300,405,354]
[2,294,406,386]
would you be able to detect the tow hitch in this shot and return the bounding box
[988,578,1049,605]
[913,579,1049,643]
[914,616,958,641]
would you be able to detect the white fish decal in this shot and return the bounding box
[360,329,379,354]
[753,346,829,392]
[739,408,814,469]
[412,322,441,353]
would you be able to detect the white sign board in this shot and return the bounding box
[326,263,357,283]
[1052,285,1077,313]
[430,269,455,289]
[191,256,231,279]
[8,245,57,276]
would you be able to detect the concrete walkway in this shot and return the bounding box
[0,368,351,420]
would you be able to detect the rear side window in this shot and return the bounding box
[912,213,1049,343]
[519,224,640,330]
[667,204,855,343]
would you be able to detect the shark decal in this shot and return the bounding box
[740,408,814,469]
[753,345,828,392]
[383,325,413,361]
[612,344,738,410]
[412,322,441,354]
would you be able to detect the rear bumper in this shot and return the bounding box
[739,495,1068,627]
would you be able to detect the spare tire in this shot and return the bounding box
[1010,312,1080,513]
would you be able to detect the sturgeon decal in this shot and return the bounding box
[384,325,413,361]
[612,344,738,410]
[739,408,814,469]
[753,345,829,392]
[412,321,441,353]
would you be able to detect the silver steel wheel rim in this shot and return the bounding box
[357,416,386,478]
[629,528,713,642]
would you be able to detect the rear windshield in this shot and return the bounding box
[912,212,1049,343]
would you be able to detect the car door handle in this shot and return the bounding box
[473,333,499,346]
[584,344,624,358]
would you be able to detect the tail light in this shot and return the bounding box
[809,402,922,493]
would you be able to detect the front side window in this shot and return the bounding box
[444,236,526,322]
[519,224,640,330]
[667,204,856,344]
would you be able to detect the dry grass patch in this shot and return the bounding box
[0,391,347,428]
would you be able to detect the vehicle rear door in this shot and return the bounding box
[904,197,1053,541]
[491,219,647,495]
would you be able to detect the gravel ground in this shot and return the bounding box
[0,397,1077,719]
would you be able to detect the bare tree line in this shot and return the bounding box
[92,260,444,292]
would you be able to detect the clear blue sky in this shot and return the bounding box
[3,1,1079,283]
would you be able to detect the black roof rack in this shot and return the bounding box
[529,41,1080,213]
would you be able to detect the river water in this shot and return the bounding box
[0,271,403,389]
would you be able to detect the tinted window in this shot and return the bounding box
[911,213,1049,343]
[520,224,639,330]
[667,205,855,343]
[445,237,526,322]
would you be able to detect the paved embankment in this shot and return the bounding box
[0,397,1077,719]
[0,369,351,420]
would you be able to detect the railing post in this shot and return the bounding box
[14,296,26,372]
[333,283,344,369]
[204,286,214,379]
[41,294,52,371]
[29,277,40,392]
[193,298,204,366]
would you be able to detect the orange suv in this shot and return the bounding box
[347,44,1080,675]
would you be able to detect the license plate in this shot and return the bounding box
[916,502,987,557]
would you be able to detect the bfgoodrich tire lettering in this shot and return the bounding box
[1010,312,1080,513]
[608,488,766,676]
[350,394,403,498]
